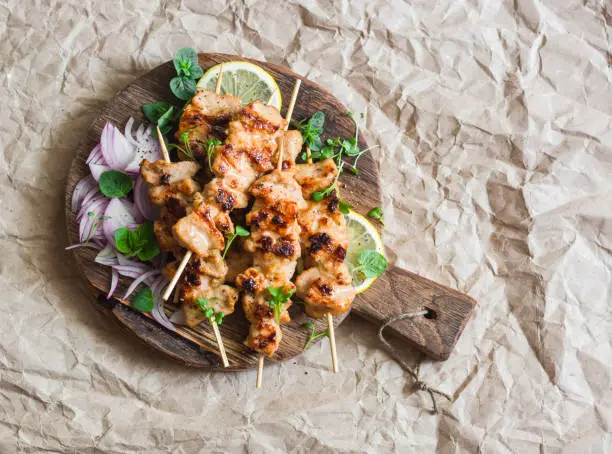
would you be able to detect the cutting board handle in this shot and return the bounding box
[351,265,476,360]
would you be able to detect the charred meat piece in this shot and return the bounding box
[176,89,242,158]
[293,158,355,317]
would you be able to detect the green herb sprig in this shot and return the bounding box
[298,110,378,175]
[132,286,155,312]
[222,225,250,259]
[142,102,178,135]
[204,137,222,172]
[142,47,203,134]
[195,297,225,325]
[167,125,197,160]
[99,170,133,197]
[302,322,330,350]
[114,221,160,262]
[295,111,324,151]
[352,250,388,279]
[267,285,295,323]
[368,206,385,226]
[170,47,203,101]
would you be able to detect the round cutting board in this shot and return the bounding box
[65,53,382,370]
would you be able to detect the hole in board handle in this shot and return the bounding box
[424,308,437,320]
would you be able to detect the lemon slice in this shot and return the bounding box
[196,61,282,110]
[345,211,385,294]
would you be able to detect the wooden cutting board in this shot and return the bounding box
[65,53,476,370]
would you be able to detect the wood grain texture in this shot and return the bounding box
[65,53,476,370]
[353,264,476,360]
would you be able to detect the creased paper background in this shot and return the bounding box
[1,0,611,452]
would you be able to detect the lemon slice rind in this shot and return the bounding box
[345,210,385,294]
[196,61,282,110]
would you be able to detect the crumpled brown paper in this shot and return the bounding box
[1,0,611,452]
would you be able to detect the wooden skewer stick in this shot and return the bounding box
[211,319,229,367]
[276,79,301,171]
[257,78,302,388]
[157,64,230,368]
[327,313,338,373]
[305,145,339,373]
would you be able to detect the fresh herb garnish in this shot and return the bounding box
[267,285,295,323]
[204,137,222,172]
[299,110,377,175]
[195,297,225,325]
[170,77,197,101]
[170,47,203,101]
[302,322,330,350]
[296,111,324,151]
[132,286,154,312]
[84,211,110,243]
[114,221,160,262]
[167,125,198,160]
[368,206,385,225]
[173,48,204,79]
[141,49,202,138]
[142,102,178,135]
[222,225,249,259]
[98,170,133,197]
[338,200,354,215]
[352,250,388,279]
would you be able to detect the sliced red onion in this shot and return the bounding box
[150,274,168,296]
[101,121,136,172]
[136,123,145,142]
[76,185,104,222]
[107,269,119,300]
[95,246,118,266]
[78,197,110,243]
[65,242,103,251]
[123,119,163,174]
[102,198,144,246]
[72,176,97,212]
[89,163,112,182]
[169,309,186,325]
[123,269,160,299]
[112,264,151,279]
[152,297,176,332]
[123,117,139,147]
[134,175,159,220]
[114,254,155,276]
[86,144,104,165]
[117,252,150,269]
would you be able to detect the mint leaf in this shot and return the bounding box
[309,111,325,130]
[173,48,201,79]
[114,228,133,255]
[142,101,172,123]
[355,250,388,278]
[137,238,160,262]
[170,76,196,101]
[114,222,159,261]
[99,171,132,197]
[131,287,154,312]
[157,105,177,135]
